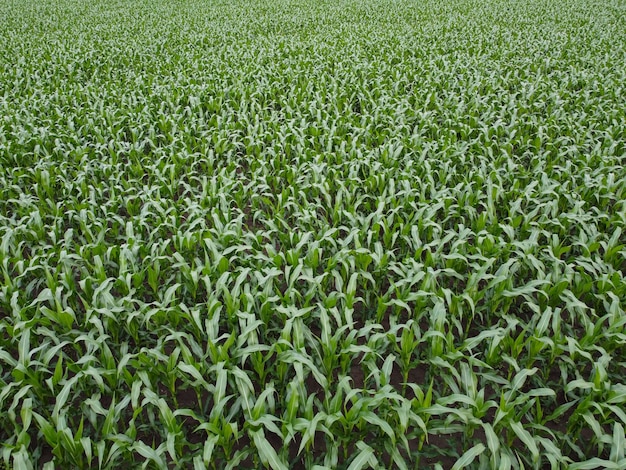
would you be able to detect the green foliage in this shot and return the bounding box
[0,0,625,468]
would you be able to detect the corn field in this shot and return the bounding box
[0,0,625,468]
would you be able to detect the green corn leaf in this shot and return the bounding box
[510,421,539,461]
[510,368,538,393]
[347,442,376,470]
[361,411,395,441]
[569,458,621,470]
[251,429,287,470]
[451,443,485,470]
[610,422,625,462]
[132,441,166,467]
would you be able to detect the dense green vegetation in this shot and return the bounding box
[0,0,625,468]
